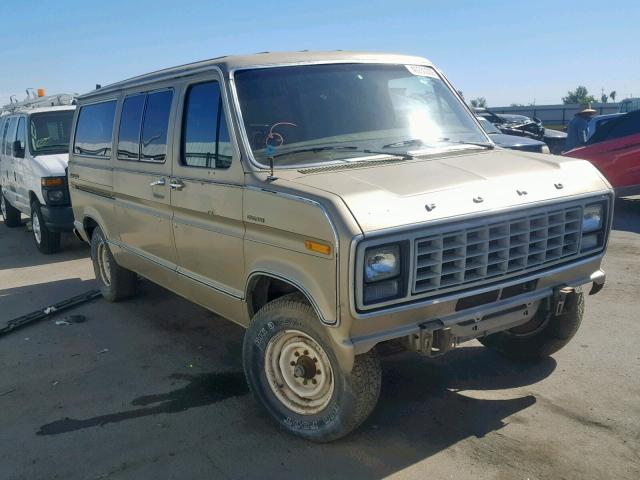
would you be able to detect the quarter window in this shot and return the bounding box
[140,90,172,162]
[181,81,231,169]
[5,117,17,155]
[74,101,117,157]
[1,119,9,155]
[14,117,26,157]
[117,94,145,160]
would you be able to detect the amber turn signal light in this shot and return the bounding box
[41,177,65,187]
[305,240,331,255]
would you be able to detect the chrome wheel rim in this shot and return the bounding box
[264,329,334,415]
[32,210,42,244]
[96,241,112,287]
[1,195,6,220]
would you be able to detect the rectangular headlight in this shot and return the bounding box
[47,190,65,203]
[365,245,400,283]
[582,203,603,233]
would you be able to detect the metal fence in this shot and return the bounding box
[489,103,622,129]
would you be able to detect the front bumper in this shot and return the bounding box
[348,256,606,355]
[40,205,74,232]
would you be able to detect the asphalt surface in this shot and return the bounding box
[1,198,639,480]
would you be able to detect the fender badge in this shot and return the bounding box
[517,189,528,196]
[425,203,436,212]
[554,183,564,189]
[473,196,484,203]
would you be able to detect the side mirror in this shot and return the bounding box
[13,140,24,159]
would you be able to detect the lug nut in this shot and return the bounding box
[304,350,309,355]
[313,358,318,363]
[312,379,317,385]
[290,361,295,366]
[294,351,300,357]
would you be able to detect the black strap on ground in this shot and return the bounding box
[0,289,102,336]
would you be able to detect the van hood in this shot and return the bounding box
[276,149,611,234]
[33,153,69,177]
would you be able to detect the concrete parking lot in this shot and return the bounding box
[1,199,639,480]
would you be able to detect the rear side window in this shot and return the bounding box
[1,119,9,154]
[117,94,145,160]
[181,81,231,168]
[74,101,117,157]
[140,90,173,162]
[4,117,17,155]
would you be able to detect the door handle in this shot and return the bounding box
[150,177,166,187]
[169,179,185,191]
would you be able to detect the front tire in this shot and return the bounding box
[90,226,137,301]
[243,293,381,442]
[479,289,584,360]
[31,202,61,254]
[1,191,22,227]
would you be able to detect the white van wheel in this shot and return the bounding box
[31,202,61,254]
[1,191,22,228]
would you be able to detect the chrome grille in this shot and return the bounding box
[413,206,582,295]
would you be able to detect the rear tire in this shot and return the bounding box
[90,226,137,301]
[243,293,382,442]
[479,289,584,360]
[1,191,22,227]
[31,201,61,254]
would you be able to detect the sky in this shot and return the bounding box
[0,0,638,108]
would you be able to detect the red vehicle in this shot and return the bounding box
[564,110,640,197]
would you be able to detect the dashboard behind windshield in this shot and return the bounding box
[234,63,487,168]
[29,110,74,156]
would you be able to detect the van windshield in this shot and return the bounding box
[234,63,488,168]
[29,110,74,156]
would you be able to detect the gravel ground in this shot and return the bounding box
[1,198,639,480]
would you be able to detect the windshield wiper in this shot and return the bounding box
[449,141,495,149]
[383,138,494,150]
[382,138,427,149]
[273,145,414,160]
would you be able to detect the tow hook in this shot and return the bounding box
[554,286,576,316]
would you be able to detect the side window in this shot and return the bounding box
[14,117,26,157]
[117,94,145,160]
[5,117,17,155]
[1,119,9,155]
[73,101,117,158]
[140,90,172,162]
[181,81,231,169]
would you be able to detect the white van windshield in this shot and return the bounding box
[234,63,488,168]
[29,110,74,156]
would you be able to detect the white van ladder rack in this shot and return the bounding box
[1,92,76,115]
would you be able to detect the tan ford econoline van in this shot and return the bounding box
[69,51,612,441]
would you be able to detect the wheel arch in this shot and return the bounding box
[246,271,329,325]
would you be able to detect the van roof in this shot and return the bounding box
[1,105,75,117]
[79,50,433,100]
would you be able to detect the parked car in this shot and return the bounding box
[70,51,611,442]
[0,93,76,253]
[564,110,640,197]
[619,98,640,113]
[476,117,549,153]
[474,107,566,154]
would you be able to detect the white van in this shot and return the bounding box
[0,94,76,253]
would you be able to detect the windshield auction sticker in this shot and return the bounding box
[405,65,438,78]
